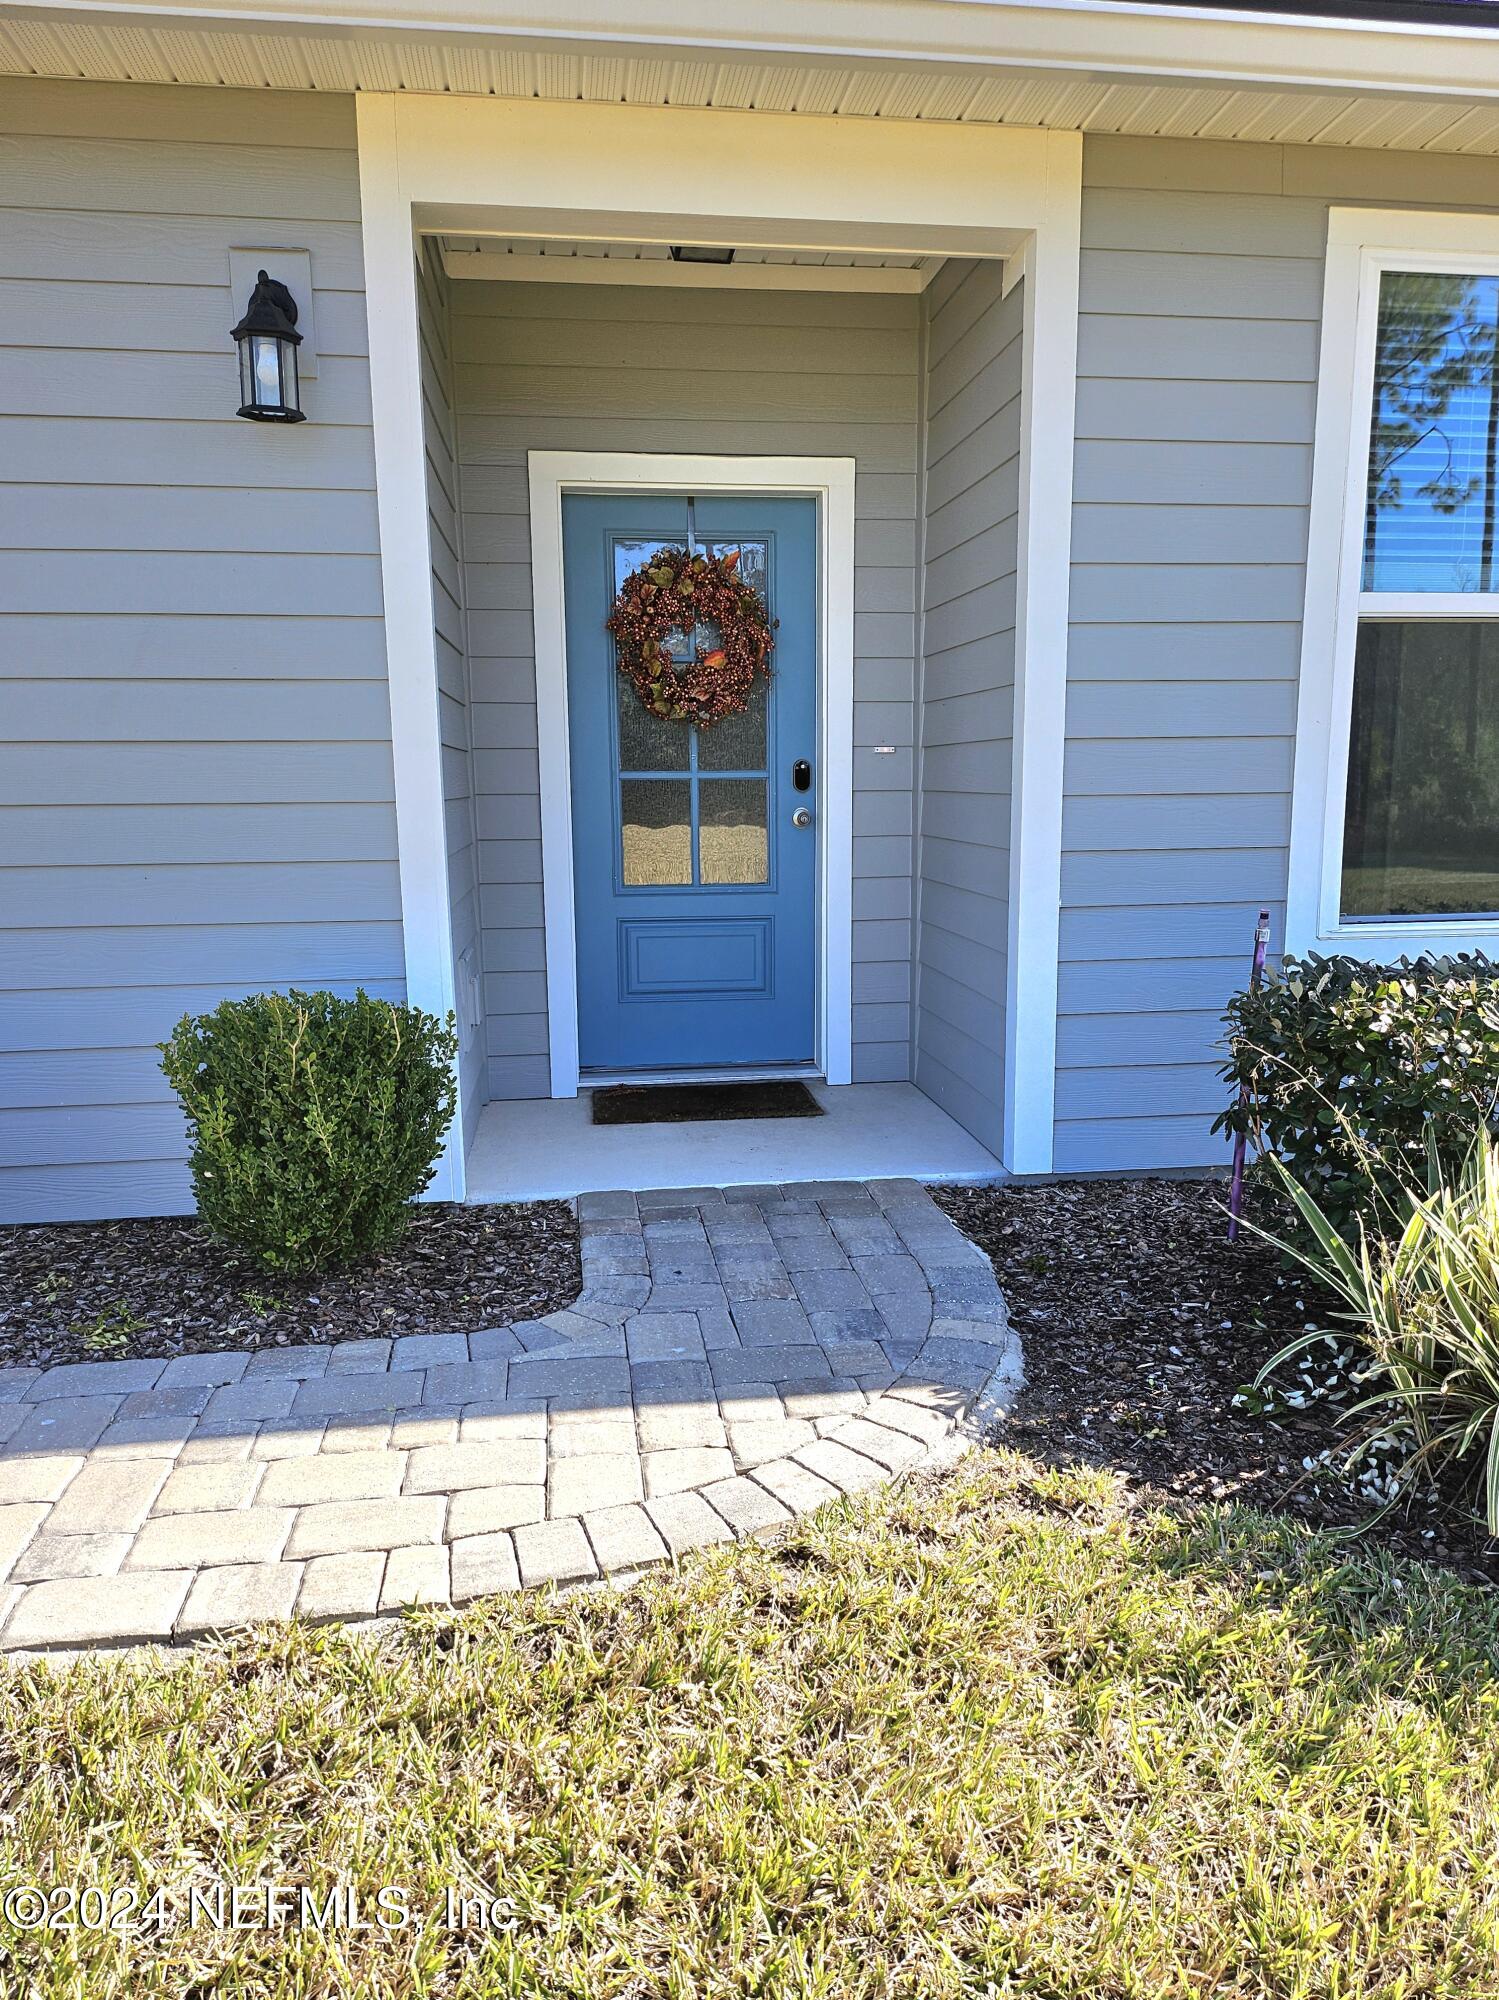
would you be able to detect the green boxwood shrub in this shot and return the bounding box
[1216,951,1499,1239]
[161,989,458,1274]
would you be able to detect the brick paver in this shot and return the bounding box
[548,1451,643,1515]
[381,1544,452,1610]
[13,1529,131,1582]
[513,1517,597,1587]
[446,1483,546,1538]
[449,1532,519,1601]
[0,1180,1017,1652]
[179,1562,303,1637]
[297,1550,385,1622]
[646,1490,734,1554]
[44,1459,168,1535]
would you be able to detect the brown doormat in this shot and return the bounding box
[591,1080,824,1125]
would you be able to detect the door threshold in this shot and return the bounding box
[580,1064,824,1089]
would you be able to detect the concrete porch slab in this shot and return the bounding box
[463,1082,1002,1205]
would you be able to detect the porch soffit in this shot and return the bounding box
[9,3,1499,156]
[435,240,948,294]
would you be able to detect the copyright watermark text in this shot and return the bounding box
[3,1882,516,1934]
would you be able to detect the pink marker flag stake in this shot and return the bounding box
[1227,907,1273,1244]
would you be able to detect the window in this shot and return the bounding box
[1289,213,1499,953]
[1343,621,1499,919]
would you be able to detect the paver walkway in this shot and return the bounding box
[0,1179,1018,1653]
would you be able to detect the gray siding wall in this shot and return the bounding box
[0,79,392,1222]
[1058,134,1499,1174]
[450,278,921,1099]
[913,260,1022,1156]
[417,246,484,1141]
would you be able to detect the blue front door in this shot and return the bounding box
[564,492,818,1075]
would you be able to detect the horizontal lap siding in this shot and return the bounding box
[0,79,390,1223]
[1057,134,1499,1174]
[914,261,1020,1156]
[451,279,920,1096]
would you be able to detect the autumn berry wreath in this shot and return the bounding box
[607,545,776,728]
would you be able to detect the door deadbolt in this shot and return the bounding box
[792,807,813,829]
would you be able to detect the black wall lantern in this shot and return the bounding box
[231,269,305,423]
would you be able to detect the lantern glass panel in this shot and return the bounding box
[252,334,283,409]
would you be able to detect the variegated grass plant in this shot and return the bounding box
[1252,1133,1499,1533]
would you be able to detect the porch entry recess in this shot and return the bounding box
[563,492,819,1075]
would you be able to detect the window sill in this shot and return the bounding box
[1306,919,1499,958]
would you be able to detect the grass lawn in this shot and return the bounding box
[4,1453,1499,1998]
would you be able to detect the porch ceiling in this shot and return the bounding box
[441,239,937,271]
[7,12,1499,157]
[436,237,947,292]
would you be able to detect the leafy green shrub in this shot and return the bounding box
[161,990,458,1274]
[1216,952,1499,1240]
[1251,1136,1499,1532]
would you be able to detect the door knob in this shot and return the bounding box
[792,807,813,829]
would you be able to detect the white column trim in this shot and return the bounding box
[356,94,465,1199]
[1003,129,1082,1177]
[528,451,856,1096]
[356,91,1072,1173]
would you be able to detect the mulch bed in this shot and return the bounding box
[0,1202,581,1373]
[932,1176,1499,1590]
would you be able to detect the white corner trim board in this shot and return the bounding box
[1286,206,1499,964]
[356,98,466,1200]
[1004,133,1081,1177]
[528,451,857,1098]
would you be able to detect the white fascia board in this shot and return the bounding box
[11,0,1499,106]
[385,95,1055,248]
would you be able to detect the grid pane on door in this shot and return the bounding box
[698,673,768,773]
[621,779,692,886]
[700,779,769,884]
[616,676,689,772]
[611,536,772,888]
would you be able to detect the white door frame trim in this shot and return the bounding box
[528,451,856,1098]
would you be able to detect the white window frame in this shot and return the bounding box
[1288,207,1499,958]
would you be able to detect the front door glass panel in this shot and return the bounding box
[610,537,772,888]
